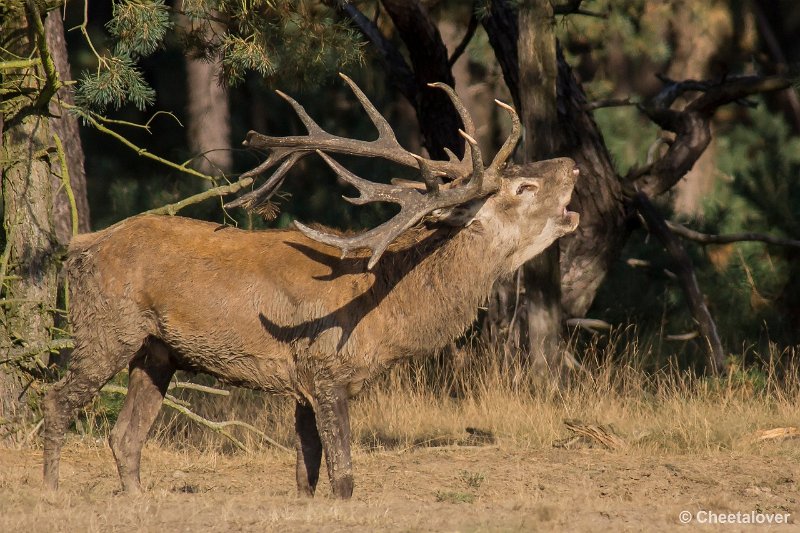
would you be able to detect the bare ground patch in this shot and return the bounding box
[2,441,798,532]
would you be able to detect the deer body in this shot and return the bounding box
[43,76,579,498]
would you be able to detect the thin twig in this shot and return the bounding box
[168,381,230,396]
[52,133,79,237]
[666,221,800,249]
[74,108,216,182]
[0,59,40,70]
[0,339,75,365]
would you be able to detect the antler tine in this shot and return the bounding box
[275,90,325,134]
[294,203,424,270]
[427,82,476,138]
[458,129,488,192]
[488,99,521,173]
[443,147,461,164]
[298,151,427,268]
[411,154,441,193]
[339,73,398,143]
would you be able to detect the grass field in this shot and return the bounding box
[2,340,799,531]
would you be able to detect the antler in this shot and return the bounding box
[228,74,521,269]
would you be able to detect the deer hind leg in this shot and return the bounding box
[314,386,353,499]
[109,339,175,493]
[294,400,323,497]
[43,341,137,491]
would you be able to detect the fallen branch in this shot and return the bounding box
[665,331,700,341]
[100,383,291,454]
[584,96,635,111]
[554,419,627,450]
[565,318,612,332]
[754,427,800,442]
[168,381,230,396]
[666,221,800,249]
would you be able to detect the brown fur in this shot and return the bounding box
[43,157,579,498]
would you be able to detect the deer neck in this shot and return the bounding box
[362,221,509,360]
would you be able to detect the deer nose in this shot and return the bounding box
[571,165,580,183]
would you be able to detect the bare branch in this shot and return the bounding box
[0,339,74,366]
[633,192,726,374]
[168,381,231,396]
[448,11,478,67]
[584,97,635,111]
[335,3,416,101]
[552,0,607,18]
[666,221,800,249]
[631,74,795,197]
[146,177,254,216]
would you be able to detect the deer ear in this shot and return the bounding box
[514,180,540,196]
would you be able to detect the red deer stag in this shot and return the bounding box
[43,74,579,499]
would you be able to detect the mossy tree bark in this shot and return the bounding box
[1,2,60,443]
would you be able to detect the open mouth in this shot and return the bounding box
[561,206,580,228]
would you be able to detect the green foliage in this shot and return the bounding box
[219,34,276,82]
[75,56,156,112]
[591,105,660,173]
[182,0,364,87]
[715,101,800,236]
[107,0,173,58]
[75,0,364,113]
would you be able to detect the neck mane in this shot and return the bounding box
[356,221,508,361]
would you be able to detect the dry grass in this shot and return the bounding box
[127,333,800,458]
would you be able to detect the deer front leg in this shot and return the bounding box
[314,386,353,499]
[294,400,322,497]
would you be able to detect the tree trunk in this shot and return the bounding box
[485,0,565,366]
[667,1,733,218]
[380,0,464,159]
[482,2,626,322]
[185,60,231,176]
[1,5,59,442]
[45,9,91,242]
[517,1,563,368]
[182,10,232,177]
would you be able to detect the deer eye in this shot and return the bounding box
[515,182,539,195]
